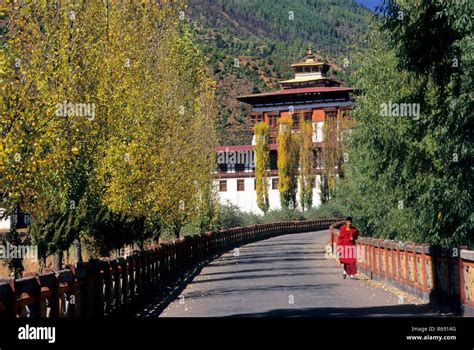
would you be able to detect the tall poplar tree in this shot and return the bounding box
[254,121,270,213]
[1,0,218,270]
[299,118,314,211]
[277,115,299,209]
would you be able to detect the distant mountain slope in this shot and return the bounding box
[187,0,371,145]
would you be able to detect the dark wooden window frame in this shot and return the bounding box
[272,178,279,190]
[219,180,227,192]
[237,179,245,191]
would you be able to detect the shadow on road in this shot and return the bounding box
[191,271,337,284]
[211,256,327,267]
[226,304,439,317]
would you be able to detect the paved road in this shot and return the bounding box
[146,230,437,317]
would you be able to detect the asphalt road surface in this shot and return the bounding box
[143,229,437,317]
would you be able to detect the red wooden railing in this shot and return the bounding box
[0,218,339,319]
[329,221,474,316]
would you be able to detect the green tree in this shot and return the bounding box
[337,0,474,247]
[277,115,299,209]
[1,0,218,271]
[254,121,270,213]
[1,1,107,270]
[97,2,217,239]
[299,118,314,211]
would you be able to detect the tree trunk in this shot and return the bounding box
[53,251,63,271]
[173,225,181,239]
[38,257,46,274]
[73,238,82,265]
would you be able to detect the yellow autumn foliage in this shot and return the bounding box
[0,1,217,241]
[254,121,269,213]
[299,118,314,211]
[277,115,299,208]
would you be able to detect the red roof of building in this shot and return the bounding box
[236,86,353,100]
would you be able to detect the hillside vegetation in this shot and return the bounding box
[186,0,370,145]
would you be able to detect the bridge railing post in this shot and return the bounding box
[0,281,15,319]
[118,257,128,305]
[38,272,59,318]
[57,269,76,318]
[14,276,41,318]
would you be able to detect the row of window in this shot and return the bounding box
[219,178,317,192]
[250,110,349,144]
[250,112,312,130]
[281,80,338,89]
[294,65,324,74]
[219,179,278,192]
[217,163,254,172]
[217,151,324,173]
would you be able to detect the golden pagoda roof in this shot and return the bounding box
[279,76,328,84]
[290,48,328,68]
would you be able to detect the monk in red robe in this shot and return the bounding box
[337,217,360,279]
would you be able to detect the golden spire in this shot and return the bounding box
[306,47,316,62]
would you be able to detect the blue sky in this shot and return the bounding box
[354,0,383,11]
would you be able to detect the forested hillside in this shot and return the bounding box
[186,0,370,145]
[336,1,474,247]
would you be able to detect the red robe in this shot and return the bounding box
[337,224,359,264]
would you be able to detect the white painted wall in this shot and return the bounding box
[313,121,324,142]
[0,208,11,230]
[215,175,322,215]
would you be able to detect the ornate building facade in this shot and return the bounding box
[216,50,354,213]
